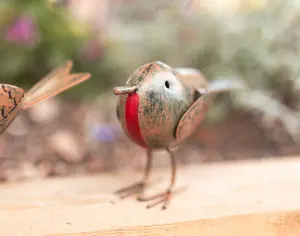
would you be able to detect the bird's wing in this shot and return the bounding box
[0,84,25,134]
[20,60,91,110]
[174,70,246,143]
[173,68,210,143]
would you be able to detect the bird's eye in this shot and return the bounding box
[165,81,170,89]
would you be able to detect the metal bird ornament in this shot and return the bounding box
[113,61,246,210]
[0,60,91,135]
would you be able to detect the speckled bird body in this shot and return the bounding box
[115,61,210,149]
[113,61,246,210]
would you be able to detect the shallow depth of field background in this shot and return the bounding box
[0,0,299,181]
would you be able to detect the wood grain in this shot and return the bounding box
[1,156,300,236]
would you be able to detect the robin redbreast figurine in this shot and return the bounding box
[113,61,246,210]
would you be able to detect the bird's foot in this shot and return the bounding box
[115,181,146,199]
[137,190,173,210]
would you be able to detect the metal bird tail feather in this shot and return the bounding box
[206,78,247,94]
[21,60,91,110]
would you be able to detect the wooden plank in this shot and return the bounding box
[1,156,300,235]
[53,212,300,236]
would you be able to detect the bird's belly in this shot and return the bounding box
[125,93,148,149]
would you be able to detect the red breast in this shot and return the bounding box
[125,93,148,149]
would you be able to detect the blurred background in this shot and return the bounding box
[0,0,299,181]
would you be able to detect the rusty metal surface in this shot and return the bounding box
[114,61,210,149]
[0,60,90,135]
[0,84,25,135]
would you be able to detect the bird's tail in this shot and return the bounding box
[207,78,247,94]
[21,60,91,110]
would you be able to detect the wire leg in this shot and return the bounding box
[138,148,177,210]
[115,149,153,199]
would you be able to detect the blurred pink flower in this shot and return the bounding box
[5,15,39,47]
[82,39,103,61]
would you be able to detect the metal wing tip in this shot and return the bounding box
[81,72,91,80]
[64,59,73,65]
[64,60,73,72]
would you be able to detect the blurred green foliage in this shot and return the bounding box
[1,0,300,128]
[108,0,300,126]
[0,0,120,100]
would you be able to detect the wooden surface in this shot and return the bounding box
[2,156,300,235]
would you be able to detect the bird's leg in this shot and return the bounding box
[137,148,176,210]
[115,149,153,199]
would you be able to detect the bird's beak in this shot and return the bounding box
[113,85,138,95]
